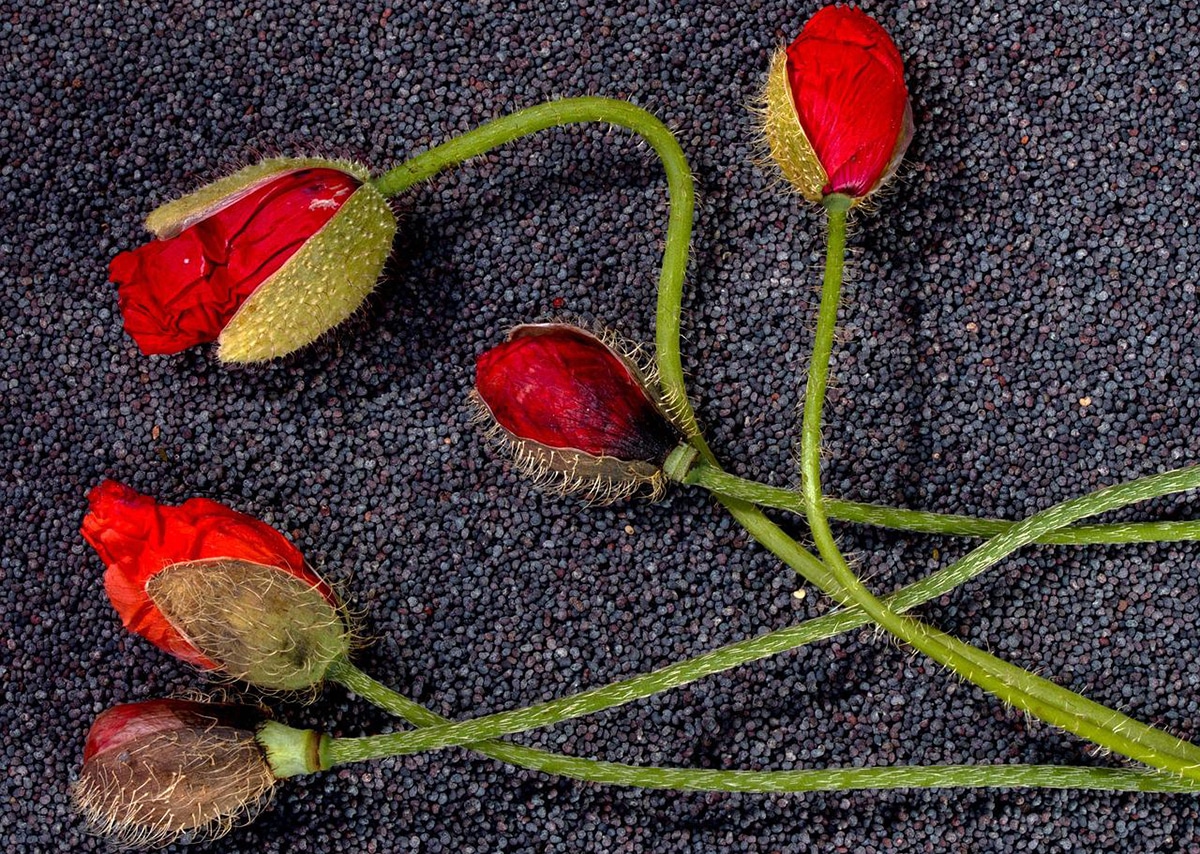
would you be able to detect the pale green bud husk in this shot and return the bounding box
[216,180,397,363]
[256,721,329,778]
[146,558,351,692]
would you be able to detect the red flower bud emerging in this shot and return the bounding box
[109,158,397,362]
[81,480,345,689]
[474,324,686,502]
[763,6,913,205]
[74,699,277,847]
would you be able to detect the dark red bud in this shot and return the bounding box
[474,324,685,502]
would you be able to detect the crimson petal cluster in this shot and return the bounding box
[763,5,913,205]
[109,157,397,362]
[474,323,686,503]
[82,480,347,690]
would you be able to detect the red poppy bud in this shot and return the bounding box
[763,6,913,206]
[81,480,348,689]
[109,157,397,362]
[74,699,279,847]
[473,324,687,503]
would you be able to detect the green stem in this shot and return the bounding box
[370,97,1200,790]
[372,98,694,284]
[327,469,1190,760]
[315,458,1200,768]
[640,111,1200,780]
[376,93,697,437]
[326,662,1198,793]
[795,206,1200,781]
[684,465,1200,546]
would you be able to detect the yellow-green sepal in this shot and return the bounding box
[144,156,373,239]
[216,182,397,363]
[761,49,828,205]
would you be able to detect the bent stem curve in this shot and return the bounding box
[376,99,694,395]
[326,662,1197,793]
[795,207,1200,781]
[376,95,699,438]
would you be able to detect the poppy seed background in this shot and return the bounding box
[4,1,1200,851]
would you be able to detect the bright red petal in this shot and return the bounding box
[110,168,360,355]
[786,6,910,197]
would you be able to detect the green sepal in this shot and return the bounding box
[257,721,329,778]
[216,182,397,363]
[146,558,353,691]
[761,49,828,204]
[145,156,372,239]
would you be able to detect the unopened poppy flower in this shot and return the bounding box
[81,480,349,690]
[74,699,325,847]
[109,157,397,362]
[473,323,689,502]
[763,6,913,207]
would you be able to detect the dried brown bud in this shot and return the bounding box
[73,700,277,848]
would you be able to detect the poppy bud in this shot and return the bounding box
[73,699,312,847]
[762,6,913,207]
[81,480,349,690]
[109,157,397,362]
[473,323,690,503]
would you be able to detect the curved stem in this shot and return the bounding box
[376,97,692,196]
[795,208,1200,780]
[326,663,1198,793]
[316,459,1200,766]
[375,94,698,433]
[372,97,1200,789]
[374,99,694,334]
[685,464,1200,546]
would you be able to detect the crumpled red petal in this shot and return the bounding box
[81,479,330,667]
[109,168,360,355]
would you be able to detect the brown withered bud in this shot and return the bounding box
[73,700,278,848]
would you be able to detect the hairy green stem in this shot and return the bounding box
[370,98,1200,790]
[642,119,1200,782]
[794,206,1200,781]
[684,465,1200,545]
[375,93,699,443]
[377,97,695,409]
[326,663,1197,793]
[321,453,1200,761]
[372,101,694,311]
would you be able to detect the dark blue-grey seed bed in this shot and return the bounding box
[4,1,1200,851]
